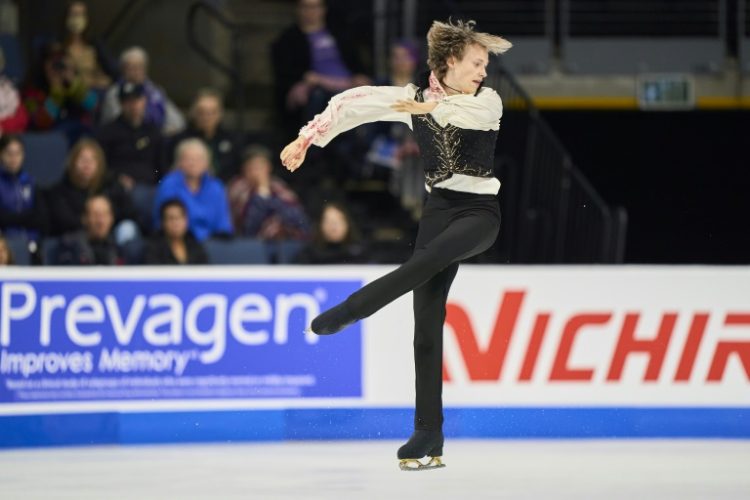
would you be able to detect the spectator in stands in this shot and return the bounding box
[228,145,310,241]
[154,138,232,241]
[0,235,13,265]
[296,201,366,263]
[22,41,98,143]
[100,46,185,135]
[61,1,117,91]
[0,135,47,243]
[95,81,163,189]
[365,40,421,170]
[271,0,370,138]
[0,46,29,134]
[46,137,138,241]
[169,89,240,181]
[145,198,208,265]
[51,194,123,265]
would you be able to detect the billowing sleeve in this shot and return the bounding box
[430,87,503,131]
[299,85,416,147]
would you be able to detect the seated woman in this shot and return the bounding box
[61,1,117,91]
[296,201,366,264]
[227,145,310,241]
[46,137,139,244]
[145,198,208,265]
[0,135,47,246]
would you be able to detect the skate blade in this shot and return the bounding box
[398,456,445,471]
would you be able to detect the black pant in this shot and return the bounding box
[345,188,501,430]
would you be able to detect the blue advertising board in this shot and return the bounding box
[0,279,362,403]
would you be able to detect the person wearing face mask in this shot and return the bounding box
[0,135,47,244]
[22,41,98,143]
[280,19,511,471]
[61,1,117,91]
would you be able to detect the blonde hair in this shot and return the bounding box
[427,19,512,81]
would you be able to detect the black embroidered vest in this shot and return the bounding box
[412,87,498,187]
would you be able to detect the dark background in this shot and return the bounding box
[543,110,750,263]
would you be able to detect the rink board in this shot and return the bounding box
[0,266,748,446]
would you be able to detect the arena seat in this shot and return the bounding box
[204,238,270,264]
[0,34,24,83]
[20,132,69,189]
[4,234,31,265]
[274,240,304,264]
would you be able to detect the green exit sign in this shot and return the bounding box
[637,74,695,110]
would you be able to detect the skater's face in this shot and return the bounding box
[445,43,488,94]
[0,139,24,175]
[320,206,348,243]
[162,204,188,240]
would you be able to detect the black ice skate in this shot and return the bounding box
[308,301,356,335]
[397,430,446,471]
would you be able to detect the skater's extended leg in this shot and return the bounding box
[313,215,495,333]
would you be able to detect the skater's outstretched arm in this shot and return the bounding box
[280,85,416,171]
[279,81,504,171]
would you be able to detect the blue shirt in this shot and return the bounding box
[0,168,40,241]
[153,171,233,241]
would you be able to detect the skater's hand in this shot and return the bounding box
[390,100,438,115]
[280,135,311,172]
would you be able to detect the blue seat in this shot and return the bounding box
[20,132,69,189]
[41,238,60,265]
[0,34,24,83]
[4,234,31,265]
[275,240,304,264]
[204,238,270,264]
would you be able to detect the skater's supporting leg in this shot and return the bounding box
[412,263,459,430]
